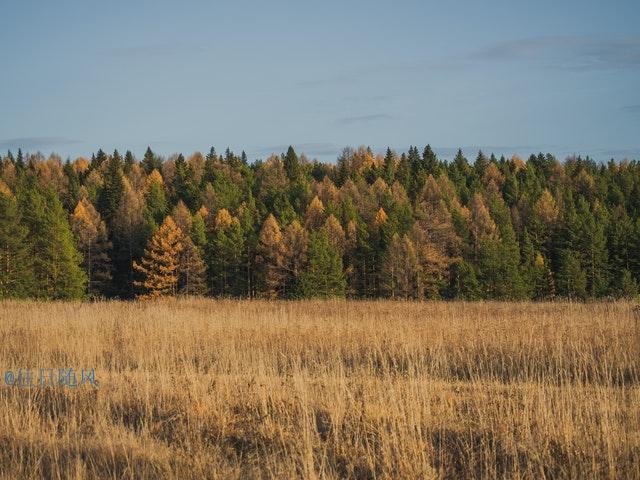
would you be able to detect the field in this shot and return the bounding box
[0,300,638,479]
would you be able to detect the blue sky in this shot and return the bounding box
[1,0,639,162]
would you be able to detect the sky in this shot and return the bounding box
[1,0,639,163]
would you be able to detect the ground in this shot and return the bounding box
[0,300,638,479]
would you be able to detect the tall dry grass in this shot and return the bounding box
[0,299,638,479]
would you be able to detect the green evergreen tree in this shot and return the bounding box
[382,148,395,185]
[17,180,86,299]
[141,146,162,174]
[0,192,34,298]
[447,259,481,300]
[298,232,346,298]
[556,249,587,300]
[97,150,125,224]
[283,145,300,181]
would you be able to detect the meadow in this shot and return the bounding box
[0,300,638,479]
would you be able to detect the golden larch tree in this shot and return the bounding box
[305,196,325,231]
[255,214,287,298]
[133,216,184,299]
[70,197,112,296]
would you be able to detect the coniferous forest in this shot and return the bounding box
[1,144,639,301]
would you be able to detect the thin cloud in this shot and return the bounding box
[0,137,82,151]
[335,114,392,125]
[472,36,640,71]
[622,104,640,114]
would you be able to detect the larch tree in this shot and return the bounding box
[382,233,420,299]
[169,201,206,295]
[305,196,325,231]
[133,216,184,299]
[282,219,309,297]
[70,197,112,297]
[255,214,287,298]
[111,177,147,298]
[321,214,346,256]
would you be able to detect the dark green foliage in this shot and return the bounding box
[97,150,125,224]
[172,154,200,210]
[556,249,588,300]
[447,260,481,300]
[298,232,346,298]
[0,192,34,298]
[141,147,163,174]
[283,146,301,181]
[2,144,640,301]
[16,180,86,299]
[207,220,246,296]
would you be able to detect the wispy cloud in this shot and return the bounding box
[335,114,392,125]
[0,137,82,151]
[622,104,640,114]
[471,36,640,71]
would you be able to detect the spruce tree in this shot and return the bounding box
[17,181,86,299]
[0,191,34,298]
[298,232,346,298]
[283,146,300,181]
[97,150,125,225]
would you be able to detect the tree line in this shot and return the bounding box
[0,144,639,300]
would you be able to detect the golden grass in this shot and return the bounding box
[0,299,638,479]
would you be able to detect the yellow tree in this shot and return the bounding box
[69,197,112,296]
[321,214,346,255]
[255,214,286,298]
[133,216,184,299]
[305,196,325,231]
[282,219,309,295]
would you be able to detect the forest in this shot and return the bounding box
[0,144,639,300]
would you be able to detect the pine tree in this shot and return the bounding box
[144,169,168,227]
[422,145,438,176]
[141,146,162,174]
[283,146,300,181]
[133,216,184,299]
[208,210,245,296]
[0,191,34,298]
[556,249,587,299]
[70,197,112,297]
[17,181,86,299]
[612,269,638,299]
[447,260,481,300]
[382,148,395,185]
[97,150,125,224]
[298,232,346,298]
[124,150,135,173]
[172,154,199,210]
[575,199,609,297]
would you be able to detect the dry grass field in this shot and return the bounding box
[0,300,638,479]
